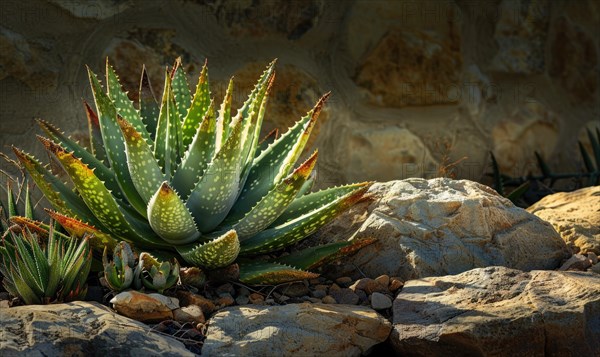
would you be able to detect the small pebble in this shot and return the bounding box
[249,293,265,304]
[216,283,235,295]
[314,284,329,292]
[173,305,205,324]
[335,276,353,287]
[306,297,322,303]
[311,290,327,299]
[279,282,310,297]
[375,274,390,288]
[330,288,360,305]
[588,252,598,265]
[329,283,341,292]
[389,278,404,292]
[322,295,337,304]
[370,292,392,310]
[235,295,250,305]
[237,286,250,296]
[0,300,9,309]
[265,298,275,304]
[349,278,372,292]
[216,293,235,307]
[355,289,368,304]
[176,291,216,315]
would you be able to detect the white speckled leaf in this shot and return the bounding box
[118,118,164,203]
[186,117,244,233]
[176,229,239,269]
[147,182,200,244]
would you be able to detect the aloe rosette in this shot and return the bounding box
[14,58,371,284]
[0,224,91,305]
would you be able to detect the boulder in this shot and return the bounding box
[315,178,571,280]
[390,266,600,355]
[0,301,194,356]
[202,303,391,356]
[527,186,600,254]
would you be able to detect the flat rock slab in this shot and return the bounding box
[315,178,571,280]
[528,185,600,254]
[202,303,391,356]
[0,301,195,357]
[391,266,600,355]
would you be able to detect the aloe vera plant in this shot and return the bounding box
[0,224,92,304]
[14,58,371,284]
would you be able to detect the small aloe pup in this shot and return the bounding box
[102,241,179,294]
[0,224,92,305]
[14,58,371,284]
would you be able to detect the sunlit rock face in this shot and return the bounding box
[0,0,598,185]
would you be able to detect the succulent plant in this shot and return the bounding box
[0,224,92,304]
[102,241,179,294]
[0,153,36,233]
[137,252,180,293]
[14,58,371,284]
[102,241,140,292]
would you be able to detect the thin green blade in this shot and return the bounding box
[272,182,371,226]
[37,120,123,201]
[240,183,369,255]
[153,70,182,180]
[274,239,376,271]
[182,60,210,149]
[84,101,108,165]
[230,93,329,220]
[171,57,192,121]
[105,59,151,143]
[171,102,216,198]
[88,66,147,216]
[139,65,159,139]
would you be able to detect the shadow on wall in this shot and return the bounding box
[0,0,598,187]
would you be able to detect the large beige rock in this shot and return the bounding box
[202,303,391,356]
[0,301,194,356]
[391,266,600,355]
[528,186,600,254]
[314,178,571,280]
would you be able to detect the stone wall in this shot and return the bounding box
[1,0,598,188]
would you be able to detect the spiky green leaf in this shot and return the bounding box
[238,261,318,285]
[88,67,147,216]
[176,229,239,269]
[147,182,200,244]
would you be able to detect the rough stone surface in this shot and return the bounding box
[0,301,194,356]
[490,0,549,74]
[202,303,391,356]
[491,102,560,174]
[391,266,600,355]
[0,1,597,186]
[315,178,571,280]
[528,186,600,254]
